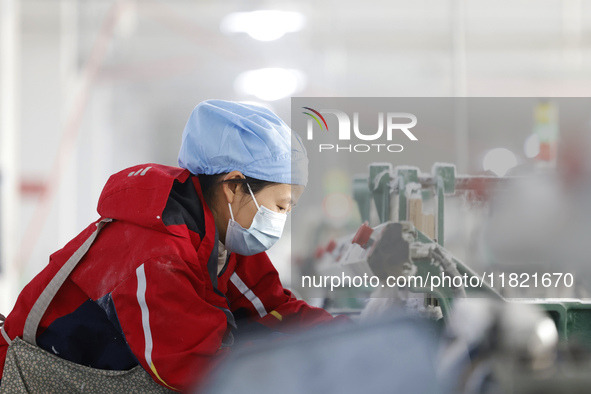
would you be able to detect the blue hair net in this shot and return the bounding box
[178,100,308,186]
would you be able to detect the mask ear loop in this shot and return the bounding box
[246,183,260,210]
[228,203,235,221]
[229,183,259,221]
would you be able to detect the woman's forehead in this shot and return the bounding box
[261,184,304,204]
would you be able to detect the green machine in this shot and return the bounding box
[324,163,591,347]
[312,163,591,392]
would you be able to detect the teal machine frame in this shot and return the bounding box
[351,163,591,346]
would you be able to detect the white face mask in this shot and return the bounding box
[225,183,287,256]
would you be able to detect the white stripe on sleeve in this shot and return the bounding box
[230,272,267,318]
[136,264,153,366]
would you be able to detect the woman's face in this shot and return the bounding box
[231,183,304,226]
[215,171,305,244]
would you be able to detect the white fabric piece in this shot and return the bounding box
[217,241,227,274]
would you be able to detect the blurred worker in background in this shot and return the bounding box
[0,100,346,392]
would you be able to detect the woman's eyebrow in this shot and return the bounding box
[280,197,296,206]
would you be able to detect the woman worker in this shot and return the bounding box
[0,100,344,392]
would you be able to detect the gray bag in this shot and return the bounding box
[0,219,173,393]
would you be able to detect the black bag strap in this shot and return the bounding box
[22,218,112,346]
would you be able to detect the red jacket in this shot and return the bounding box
[0,164,340,391]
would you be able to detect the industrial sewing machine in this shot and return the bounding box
[310,163,591,393]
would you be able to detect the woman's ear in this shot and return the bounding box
[221,171,246,204]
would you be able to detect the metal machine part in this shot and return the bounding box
[312,162,591,393]
[348,163,591,344]
[316,218,497,319]
[441,298,591,394]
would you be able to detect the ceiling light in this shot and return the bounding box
[483,148,518,177]
[235,68,305,101]
[221,10,306,42]
[524,133,540,159]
